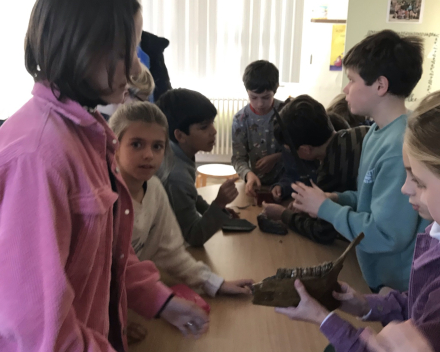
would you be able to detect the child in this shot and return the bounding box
[265,95,369,244]
[0,1,208,350]
[232,60,284,196]
[275,91,440,352]
[270,96,355,203]
[156,88,239,246]
[109,101,253,298]
[289,30,429,292]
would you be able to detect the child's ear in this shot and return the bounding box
[376,76,389,97]
[174,129,186,144]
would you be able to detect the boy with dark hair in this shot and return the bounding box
[232,60,284,196]
[265,95,369,244]
[288,30,429,292]
[157,88,238,247]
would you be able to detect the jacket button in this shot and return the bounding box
[120,254,125,259]
[125,209,130,215]
[112,139,117,144]
[115,167,120,173]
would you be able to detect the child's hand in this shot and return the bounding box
[263,202,286,221]
[271,185,283,202]
[275,279,329,325]
[245,172,261,197]
[214,177,239,208]
[126,321,148,345]
[325,192,339,202]
[160,296,209,338]
[364,320,434,352]
[218,279,254,295]
[287,201,301,213]
[290,180,327,218]
[255,153,280,174]
[332,282,370,317]
[225,207,240,219]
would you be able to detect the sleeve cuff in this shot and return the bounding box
[320,313,356,345]
[203,272,224,297]
[358,309,373,321]
[320,311,335,328]
[363,294,390,321]
[281,209,294,225]
[241,169,252,182]
[317,198,340,223]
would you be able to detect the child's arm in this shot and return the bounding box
[281,209,339,245]
[231,113,252,181]
[271,149,301,201]
[0,156,119,351]
[276,280,409,352]
[167,181,230,246]
[294,156,422,253]
[139,185,224,296]
[319,156,421,251]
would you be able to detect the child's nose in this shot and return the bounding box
[143,147,154,159]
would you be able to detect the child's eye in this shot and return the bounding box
[131,142,142,149]
[153,144,164,151]
[412,178,425,189]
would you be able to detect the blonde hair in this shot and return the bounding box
[109,101,173,180]
[405,91,440,177]
[131,63,155,98]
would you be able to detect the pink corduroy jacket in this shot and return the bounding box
[0,83,173,351]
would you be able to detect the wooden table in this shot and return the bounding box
[129,182,381,352]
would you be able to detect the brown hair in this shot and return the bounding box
[343,30,423,98]
[327,93,366,127]
[25,0,141,104]
[405,91,440,176]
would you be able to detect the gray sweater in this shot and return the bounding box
[231,100,284,185]
[163,142,229,246]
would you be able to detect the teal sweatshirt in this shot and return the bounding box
[318,114,430,291]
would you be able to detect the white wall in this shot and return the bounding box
[344,0,440,109]
[277,0,349,108]
[0,1,35,120]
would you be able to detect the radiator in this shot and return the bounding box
[196,97,249,163]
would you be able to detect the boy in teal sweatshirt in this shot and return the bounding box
[290,30,429,292]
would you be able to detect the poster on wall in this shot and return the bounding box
[387,0,424,23]
[330,24,346,71]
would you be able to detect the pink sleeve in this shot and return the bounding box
[0,155,117,352]
[125,247,174,319]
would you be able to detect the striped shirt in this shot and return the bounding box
[282,126,369,244]
[318,126,370,192]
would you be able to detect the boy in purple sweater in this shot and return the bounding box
[275,92,440,352]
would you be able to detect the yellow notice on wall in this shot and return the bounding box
[330,24,346,71]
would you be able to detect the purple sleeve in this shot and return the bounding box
[320,314,370,352]
[364,291,409,324]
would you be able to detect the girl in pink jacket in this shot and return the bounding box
[0,0,208,351]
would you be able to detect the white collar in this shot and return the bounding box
[429,222,440,240]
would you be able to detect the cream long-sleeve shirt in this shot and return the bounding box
[131,176,224,297]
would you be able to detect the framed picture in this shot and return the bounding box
[387,0,424,23]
